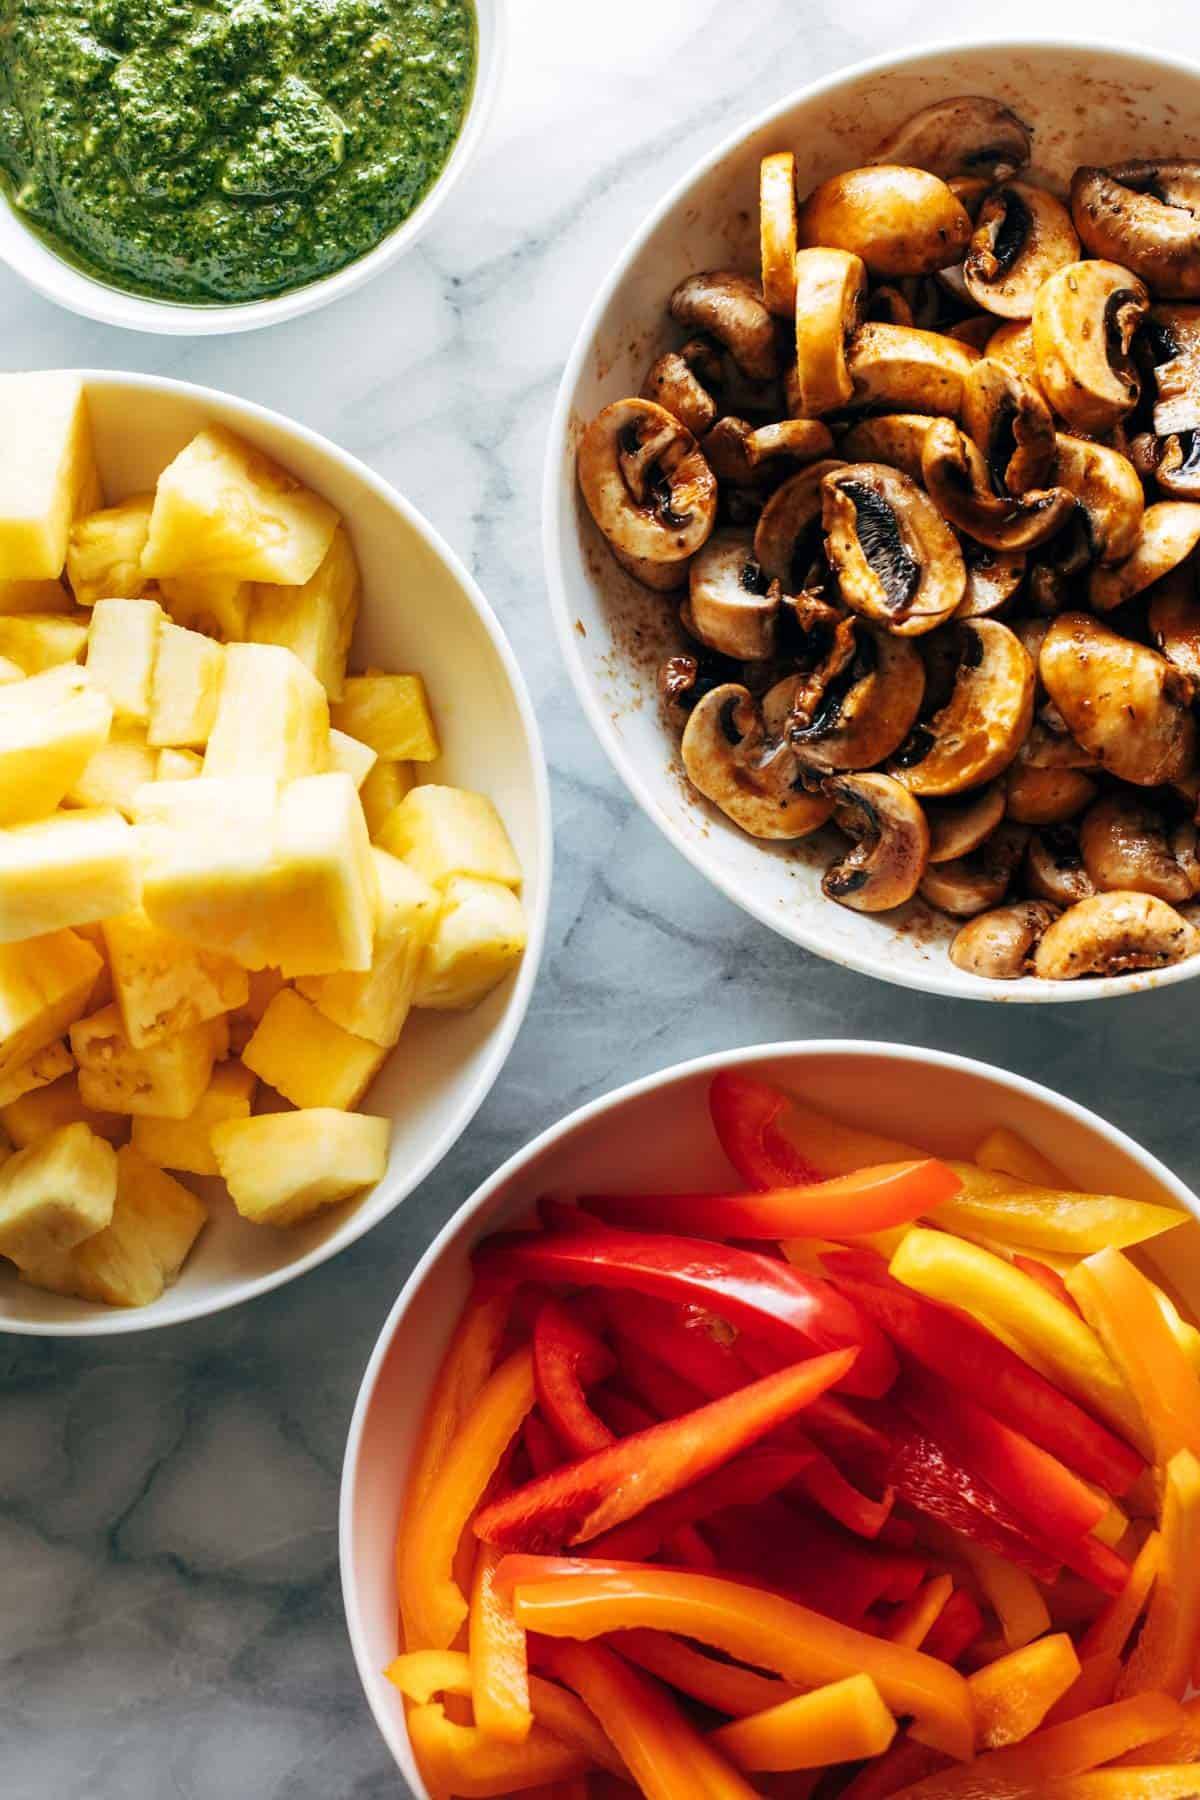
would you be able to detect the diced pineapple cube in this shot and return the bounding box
[0,1120,116,1268]
[66,495,154,606]
[85,596,163,722]
[158,574,252,642]
[0,374,101,580]
[297,849,438,1046]
[358,760,414,839]
[142,426,339,585]
[331,673,439,761]
[0,1072,124,1147]
[249,524,359,700]
[156,747,202,782]
[228,968,285,1054]
[242,988,385,1109]
[101,909,248,1048]
[0,1040,74,1110]
[0,579,74,615]
[0,657,24,684]
[212,1109,390,1227]
[66,723,158,818]
[203,643,329,781]
[379,786,522,890]
[73,921,114,1009]
[0,612,89,673]
[0,664,113,825]
[0,809,138,942]
[132,1061,256,1176]
[26,1144,206,1306]
[414,877,527,1011]
[70,1004,216,1119]
[147,621,225,749]
[0,929,103,1083]
[268,774,376,976]
[328,729,376,789]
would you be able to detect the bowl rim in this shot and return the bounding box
[338,1033,1200,1785]
[0,0,507,337]
[4,366,553,1337]
[542,34,1200,1006]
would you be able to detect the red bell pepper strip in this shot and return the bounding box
[474,1223,896,1397]
[603,1293,745,1400]
[886,1425,1062,1583]
[792,1449,894,1539]
[709,1068,823,1189]
[707,1500,927,1624]
[533,1300,615,1459]
[589,1387,656,1439]
[585,1448,819,1562]
[922,1588,985,1666]
[524,1412,566,1476]
[472,1348,857,1553]
[1014,1253,1083,1316]
[823,1251,1143,1494]
[610,1336,711,1422]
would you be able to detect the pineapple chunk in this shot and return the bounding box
[359,760,414,837]
[249,524,359,700]
[297,849,438,1046]
[203,643,329,781]
[66,723,158,817]
[70,1004,216,1118]
[158,574,252,642]
[156,747,203,781]
[212,1109,390,1227]
[66,495,153,607]
[0,1040,74,1110]
[379,786,522,890]
[328,729,376,789]
[268,773,376,976]
[331,673,439,761]
[132,1060,256,1176]
[0,809,139,942]
[0,579,74,615]
[85,596,163,722]
[147,621,225,749]
[0,1121,116,1268]
[414,877,527,1010]
[242,988,385,1109]
[101,909,248,1047]
[0,929,103,1083]
[228,968,285,1053]
[26,1144,206,1306]
[0,657,24,684]
[142,426,339,585]
[0,612,89,673]
[0,373,101,580]
[0,1072,124,1147]
[0,664,113,825]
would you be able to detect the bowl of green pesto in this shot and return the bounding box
[0,0,501,332]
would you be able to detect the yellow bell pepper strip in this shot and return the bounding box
[885,1575,954,1649]
[1117,1449,1200,1700]
[404,1291,511,1518]
[616,1628,802,1718]
[974,1127,1070,1190]
[1110,1693,1200,1765]
[1079,1528,1161,1662]
[889,1230,1149,1454]
[1038,1773,1200,1800]
[1147,1280,1200,1378]
[503,1561,976,1761]
[948,1542,1050,1652]
[398,1346,536,1650]
[929,1166,1186,1257]
[407,1702,588,1796]
[709,1673,897,1771]
[1067,1250,1200,1467]
[968,1634,1082,1749]
[468,1541,531,1745]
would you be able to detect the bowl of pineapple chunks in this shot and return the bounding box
[0,370,550,1334]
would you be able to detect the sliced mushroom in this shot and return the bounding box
[792,248,868,415]
[1157,433,1200,501]
[798,166,972,277]
[1018,715,1096,770]
[754,459,847,586]
[1089,502,1200,610]
[921,418,1075,552]
[946,316,997,353]
[1025,824,1096,906]
[919,823,1028,916]
[669,273,781,381]
[1071,162,1200,301]
[1172,820,1200,894]
[956,539,1026,618]
[1079,791,1196,903]
[1149,562,1200,681]
[682,531,779,660]
[925,781,1007,862]
[950,901,1059,979]
[961,358,1057,495]
[1039,612,1197,786]
[864,284,914,325]
[579,398,718,588]
[772,621,926,772]
[702,416,834,486]
[846,324,979,417]
[1051,434,1145,565]
[822,772,930,911]
[870,97,1032,180]
[761,152,799,318]
[680,683,833,838]
[1005,762,1096,825]
[822,462,966,635]
[964,182,1081,320]
[840,413,934,483]
[1033,890,1200,979]
[641,346,719,438]
[1012,616,1051,671]
[986,320,1042,389]
[888,618,1036,795]
[1145,304,1200,436]
[1032,261,1149,434]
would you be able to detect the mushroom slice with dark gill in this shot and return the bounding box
[754,459,846,587]
[1039,613,1197,786]
[764,620,926,772]
[1071,162,1200,300]
[1033,891,1200,980]
[840,414,935,484]
[950,901,1059,979]
[578,398,718,590]
[920,822,1028,916]
[641,341,721,439]
[682,530,780,661]
[921,418,1075,553]
[792,247,867,416]
[1149,561,1200,681]
[888,618,1036,796]
[680,684,833,839]
[1032,260,1149,435]
[960,357,1057,495]
[870,97,1032,181]
[963,181,1080,320]
[669,272,782,382]
[846,324,979,417]
[822,462,966,635]
[1051,434,1145,566]
[821,772,930,912]
[956,539,1026,618]
[797,166,972,277]
[1141,304,1200,498]
[1089,502,1200,611]
[1078,791,1196,903]
[1025,824,1096,907]
[925,780,1006,862]
[1004,761,1096,826]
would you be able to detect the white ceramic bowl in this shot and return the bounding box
[1,370,550,1336]
[340,1037,1200,1794]
[545,39,1200,1005]
[0,0,505,335]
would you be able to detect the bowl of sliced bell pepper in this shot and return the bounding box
[341,1042,1200,1797]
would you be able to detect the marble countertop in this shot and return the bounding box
[4,2,1200,1794]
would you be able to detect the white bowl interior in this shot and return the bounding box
[341,1039,1200,1795]
[0,372,549,1335]
[546,40,1200,1004]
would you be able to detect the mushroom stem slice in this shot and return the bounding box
[951,901,1059,979]
[822,462,966,636]
[1071,163,1200,300]
[1032,259,1148,435]
[870,97,1032,181]
[641,349,719,439]
[822,772,930,912]
[888,618,1036,796]
[921,418,1075,553]
[798,166,972,277]
[792,247,868,416]
[846,323,980,418]
[961,358,1058,495]
[1051,434,1145,566]
[1089,501,1200,611]
[761,152,800,318]
[1033,891,1200,980]
[669,272,782,381]
[964,181,1081,321]
[680,683,833,840]
[579,398,718,583]
[1039,612,1197,787]
[1079,791,1196,904]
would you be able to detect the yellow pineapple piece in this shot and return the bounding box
[0,657,24,683]
[101,909,248,1048]
[328,729,376,789]
[379,786,521,890]
[142,426,339,585]
[268,773,376,976]
[228,968,286,1054]
[0,579,74,615]
[242,988,385,1109]
[0,1040,73,1110]
[0,1120,116,1268]
[73,921,114,1009]
[26,1144,206,1306]
[249,524,359,699]
[70,1004,216,1118]
[359,760,413,837]
[158,573,252,642]
[0,664,113,825]
[297,849,438,1046]
[66,495,153,607]
[132,1061,256,1176]
[0,809,139,942]
[203,642,329,781]
[146,621,225,750]
[0,373,101,580]
[212,1109,390,1227]
[156,747,202,782]
[85,596,163,722]
[0,929,102,1083]
[331,673,439,761]
[66,723,158,817]
[0,1072,124,1147]
[414,877,527,1011]
[0,612,89,673]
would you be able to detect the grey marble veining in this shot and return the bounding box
[3,2,1199,1794]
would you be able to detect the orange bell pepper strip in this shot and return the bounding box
[504,1562,975,1761]
[1117,1449,1200,1700]
[929,1166,1186,1257]
[407,1701,588,1797]
[398,1345,536,1650]
[468,1542,531,1744]
[1039,1774,1200,1800]
[885,1575,954,1649]
[968,1634,1081,1748]
[1079,1527,1160,1662]
[1067,1249,1200,1467]
[709,1673,896,1771]
[918,1520,1051,1650]
[840,1734,945,1798]
[403,1291,511,1518]
[1110,1693,1200,1765]
[1044,1653,1122,1726]
[616,1628,802,1718]
[974,1127,1070,1190]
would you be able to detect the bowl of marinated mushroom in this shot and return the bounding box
[546,41,1200,1000]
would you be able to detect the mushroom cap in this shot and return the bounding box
[951,900,1059,979]
[683,530,778,661]
[783,620,927,772]
[578,398,718,579]
[754,458,847,586]
[1033,890,1200,979]
[798,166,972,278]
[1032,259,1149,435]
[1051,434,1145,566]
[870,96,1032,180]
[1078,791,1196,904]
[822,461,966,636]
[1004,762,1096,826]
[955,539,1027,619]
[920,822,1028,917]
[792,247,868,416]
[669,271,782,381]
[1071,163,1200,300]
[926,781,1007,862]
[921,418,1075,554]
[761,151,800,318]
[822,771,930,912]
[1039,612,1197,787]
[889,618,1036,796]
[846,323,980,418]
[1025,824,1096,907]
[641,349,719,439]
[964,181,1081,321]
[1089,501,1200,611]
[680,683,833,839]
[840,413,935,484]
[986,320,1043,390]
[1149,562,1200,681]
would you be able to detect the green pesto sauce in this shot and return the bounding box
[0,0,475,304]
